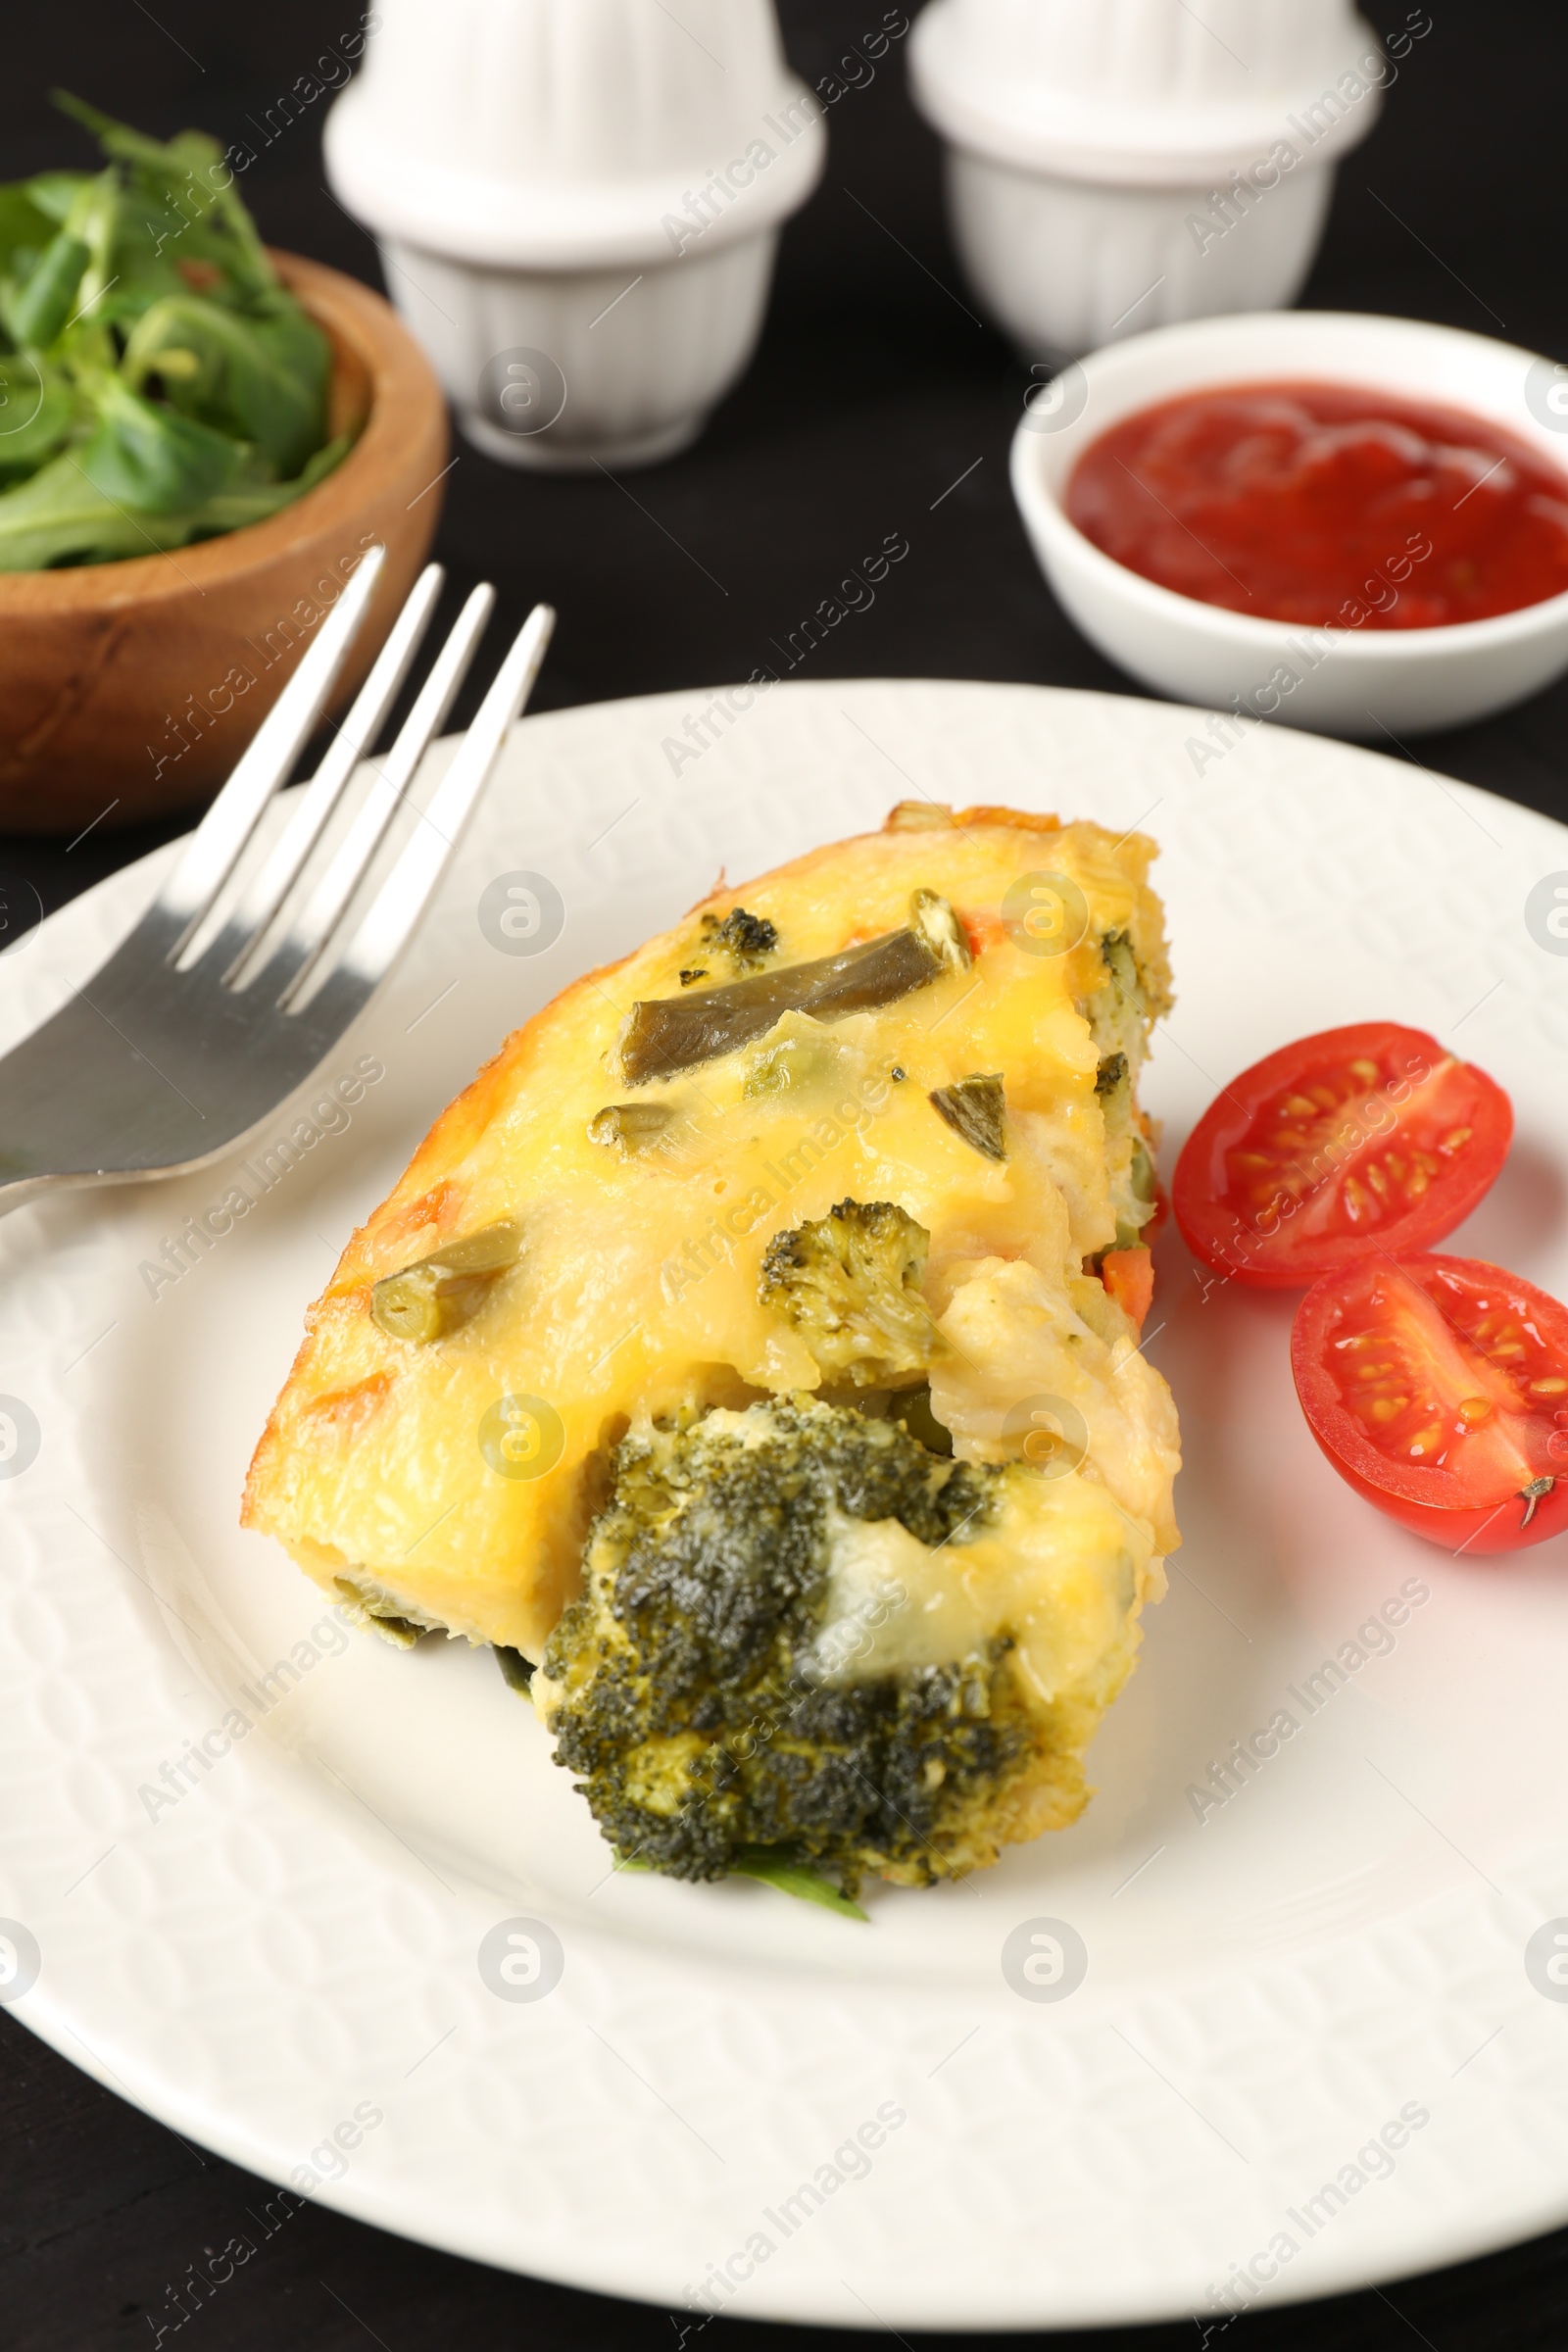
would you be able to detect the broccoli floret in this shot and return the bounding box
[1085,930,1151,1070]
[1094,1051,1158,1252]
[701,906,779,967]
[536,1396,1035,1898]
[758,1199,936,1388]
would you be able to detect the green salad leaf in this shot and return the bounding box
[22,172,88,223]
[122,290,330,475]
[0,432,350,571]
[0,92,348,570]
[0,185,59,279]
[0,363,77,482]
[53,91,274,301]
[79,371,242,513]
[5,230,89,351]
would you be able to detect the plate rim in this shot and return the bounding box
[5,674,1568,2331]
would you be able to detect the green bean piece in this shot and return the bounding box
[929,1073,1007,1162]
[909,887,972,973]
[617,891,966,1085]
[331,1579,426,1648]
[588,1102,676,1152]
[370,1218,524,1345]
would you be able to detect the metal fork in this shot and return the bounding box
[0,544,555,1219]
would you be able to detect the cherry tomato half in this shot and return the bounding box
[1173,1022,1511,1289]
[1292,1253,1568,1554]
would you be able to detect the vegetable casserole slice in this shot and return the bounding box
[244,802,1181,1898]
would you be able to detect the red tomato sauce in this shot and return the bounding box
[1066,381,1568,628]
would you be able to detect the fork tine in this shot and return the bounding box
[321,602,556,1003]
[266,583,497,1004]
[220,562,447,986]
[155,542,387,953]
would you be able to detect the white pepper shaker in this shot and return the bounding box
[910,0,1390,361]
[326,0,825,468]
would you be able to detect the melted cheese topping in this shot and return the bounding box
[810,1474,1160,1710]
[244,809,1178,1657]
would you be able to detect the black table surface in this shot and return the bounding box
[4,3,1567,2346]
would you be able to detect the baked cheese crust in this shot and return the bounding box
[243,801,1181,1771]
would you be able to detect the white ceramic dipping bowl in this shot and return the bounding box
[1009,310,1568,737]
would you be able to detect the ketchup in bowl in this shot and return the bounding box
[1066,382,1568,629]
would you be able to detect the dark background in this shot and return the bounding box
[4,2,1567,2345]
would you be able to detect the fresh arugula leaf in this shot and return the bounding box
[66,169,122,332]
[0,450,206,566]
[0,185,58,284]
[0,428,348,569]
[5,228,89,350]
[731,1848,870,1920]
[54,91,273,302]
[189,431,349,530]
[21,172,89,226]
[0,363,76,481]
[122,291,329,475]
[0,99,353,567]
[79,371,242,512]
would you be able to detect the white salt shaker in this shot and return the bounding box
[910,0,1389,361]
[325,0,825,469]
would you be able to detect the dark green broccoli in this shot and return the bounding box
[702,906,779,967]
[1094,1050,1129,1100]
[676,907,779,989]
[1086,930,1152,1068]
[536,1396,1036,1899]
[1094,1050,1158,1252]
[758,1199,936,1388]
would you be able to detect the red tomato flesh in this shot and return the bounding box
[1293,1254,1568,1554]
[1173,1022,1511,1289]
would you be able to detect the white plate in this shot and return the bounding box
[4,679,1568,2332]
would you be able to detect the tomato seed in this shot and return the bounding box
[1368,1396,1409,1423]
[1342,1175,1366,1214]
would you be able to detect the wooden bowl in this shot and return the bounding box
[0,251,449,836]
